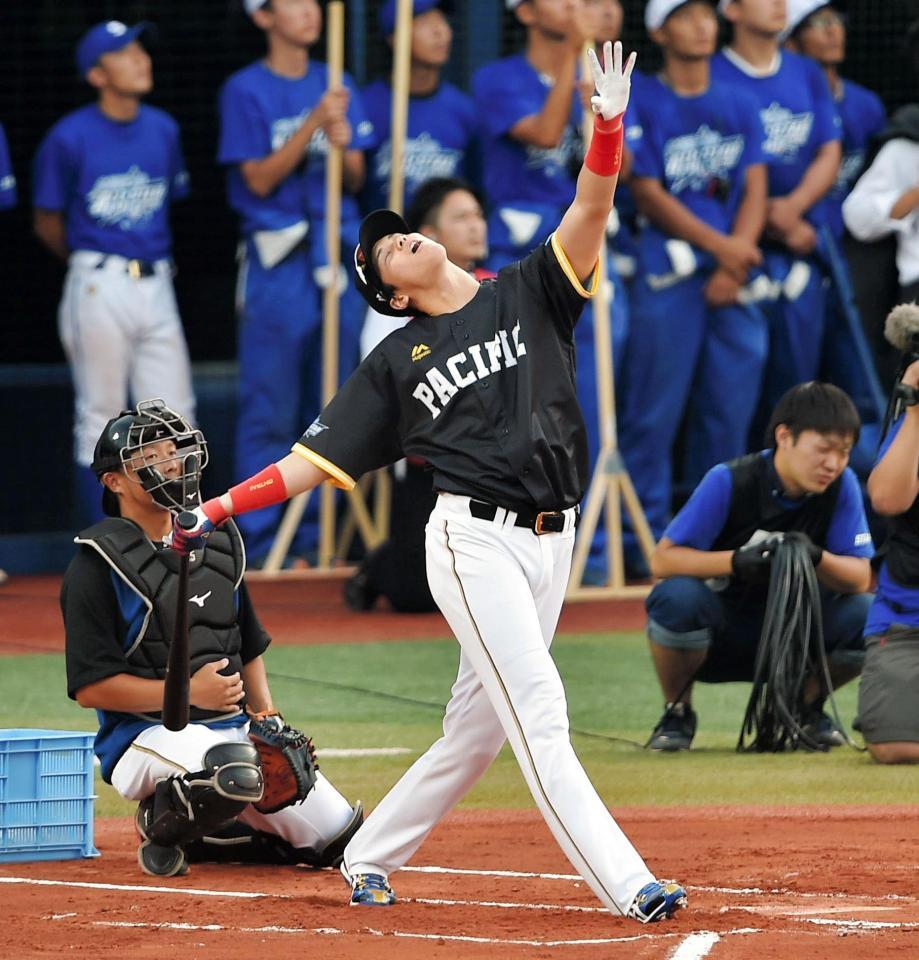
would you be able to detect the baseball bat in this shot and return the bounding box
[162,511,198,731]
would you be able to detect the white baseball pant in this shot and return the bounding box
[344,492,655,915]
[112,723,354,851]
[59,251,196,466]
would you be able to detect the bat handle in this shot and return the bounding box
[176,510,199,533]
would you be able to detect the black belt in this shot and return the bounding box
[95,256,158,278]
[468,499,577,535]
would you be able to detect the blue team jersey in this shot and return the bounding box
[866,417,919,635]
[472,53,582,210]
[218,59,375,236]
[361,79,477,212]
[711,49,840,228]
[625,72,764,271]
[665,451,874,560]
[823,79,886,238]
[0,122,16,210]
[33,104,189,260]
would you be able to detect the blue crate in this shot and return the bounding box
[0,729,99,863]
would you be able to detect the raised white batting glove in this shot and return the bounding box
[587,40,636,122]
[166,505,216,556]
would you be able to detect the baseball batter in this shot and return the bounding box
[173,41,686,923]
[32,21,195,523]
[63,401,363,877]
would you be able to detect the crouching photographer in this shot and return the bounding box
[860,305,919,763]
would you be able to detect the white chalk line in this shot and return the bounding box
[402,866,915,903]
[669,931,720,960]
[0,876,266,898]
[318,747,412,757]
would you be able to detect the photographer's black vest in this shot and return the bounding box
[75,518,246,722]
[711,453,842,555]
[884,498,919,585]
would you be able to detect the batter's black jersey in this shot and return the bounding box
[294,233,597,511]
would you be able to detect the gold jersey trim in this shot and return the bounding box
[291,442,355,490]
[549,232,600,299]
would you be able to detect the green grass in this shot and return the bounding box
[1,631,908,819]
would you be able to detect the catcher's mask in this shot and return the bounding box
[91,400,207,516]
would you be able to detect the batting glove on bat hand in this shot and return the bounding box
[587,40,636,123]
[781,531,824,567]
[167,505,217,556]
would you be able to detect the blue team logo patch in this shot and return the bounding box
[664,125,745,193]
[87,166,169,228]
[760,103,814,160]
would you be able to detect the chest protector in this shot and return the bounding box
[75,518,246,722]
[884,496,919,586]
[711,452,841,555]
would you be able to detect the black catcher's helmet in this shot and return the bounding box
[91,399,208,516]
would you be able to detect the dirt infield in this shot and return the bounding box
[3,806,918,959]
[4,574,918,957]
[0,574,648,654]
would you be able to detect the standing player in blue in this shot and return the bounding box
[474,0,629,579]
[784,1,885,240]
[618,0,768,551]
[713,0,842,422]
[784,0,887,469]
[218,0,375,566]
[361,0,477,214]
[0,121,15,211]
[33,21,196,524]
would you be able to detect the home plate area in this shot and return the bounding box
[4,806,919,959]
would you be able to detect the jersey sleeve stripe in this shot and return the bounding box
[549,232,600,299]
[290,443,356,490]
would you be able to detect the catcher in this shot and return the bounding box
[62,400,363,877]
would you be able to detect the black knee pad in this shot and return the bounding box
[145,740,264,847]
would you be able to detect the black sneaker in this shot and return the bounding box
[801,707,845,748]
[648,702,697,751]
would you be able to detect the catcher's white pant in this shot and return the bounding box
[343,492,655,916]
[111,723,354,852]
[59,251,196,466]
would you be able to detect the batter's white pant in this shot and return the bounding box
[344,492,655,916]
[111,723,355,853]
[59,251,196,466]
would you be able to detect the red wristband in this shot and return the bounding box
[227,464,289,514]
[584,114,624,177]
[201,497,230,526]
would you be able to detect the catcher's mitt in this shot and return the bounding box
[247,710,318,814]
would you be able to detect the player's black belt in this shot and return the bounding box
[95,255,158,278]
[468,499,577,535]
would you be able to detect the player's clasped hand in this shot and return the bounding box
[587,40,636,122]
[782,531,824,567]
[190,658,245,712]
[168,505,215,555]
[731,539,778,584]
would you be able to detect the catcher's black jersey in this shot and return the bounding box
[294,234,597,512]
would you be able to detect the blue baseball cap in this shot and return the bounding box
[379,0,452,36]
[76,21,152,78]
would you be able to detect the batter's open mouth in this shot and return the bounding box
[411,240,421,253]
